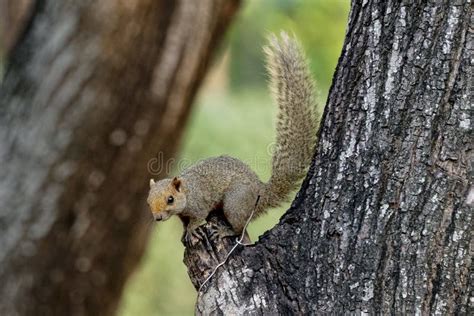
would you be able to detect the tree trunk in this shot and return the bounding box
[184,1,473,314]
[0,0,240,315]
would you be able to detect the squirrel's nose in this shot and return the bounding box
[154,214,163,221]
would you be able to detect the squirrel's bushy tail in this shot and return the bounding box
[258,32,318,212]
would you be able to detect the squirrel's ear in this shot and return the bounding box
[149,178,155,188]
[172,177,181,192]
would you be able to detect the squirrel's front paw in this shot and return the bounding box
[184,228,203,246]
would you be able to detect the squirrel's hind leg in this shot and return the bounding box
[223,185,259,234]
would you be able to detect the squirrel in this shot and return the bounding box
[147,32,318,242]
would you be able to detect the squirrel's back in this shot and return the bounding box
[180,155,260,191]
[180,156,262,215]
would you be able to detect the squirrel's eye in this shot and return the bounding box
[167,196,174,204]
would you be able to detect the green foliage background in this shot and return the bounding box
[119,1,349,315]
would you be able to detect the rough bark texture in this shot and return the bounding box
[184,1,473,314]
[0,0,239,315]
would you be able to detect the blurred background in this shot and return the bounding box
[118,1,350,315]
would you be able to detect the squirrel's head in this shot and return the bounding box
[147,177,186,222]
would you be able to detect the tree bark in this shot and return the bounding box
[184,1,473,314]
[0,0,239,315]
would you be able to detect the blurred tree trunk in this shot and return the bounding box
[0,0,240,315]
[0,0,35,57]
[185,1,472,314]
